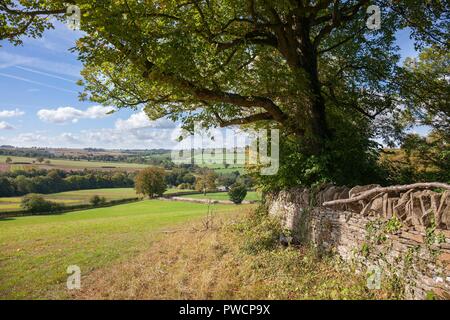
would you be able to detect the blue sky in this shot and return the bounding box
[0,21,423,149]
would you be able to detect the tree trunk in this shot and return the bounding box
[277,16,330,154]
[301,46,330,155]
[309,73,330,147]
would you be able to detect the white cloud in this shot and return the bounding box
[115,111,176,130]
[7,110,179,148]
[5,131,54,146]
[16,132,45,142]
[5,127,178,149]
[61,132,81,144]
[0,108,24,118]
[0,121,15,130]
[37,105,114,124]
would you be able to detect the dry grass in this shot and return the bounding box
[73,209,391,300]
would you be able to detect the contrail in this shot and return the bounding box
[15,66,77,83]
[0,72,78,94]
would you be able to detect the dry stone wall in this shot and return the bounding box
[266,184,450,299]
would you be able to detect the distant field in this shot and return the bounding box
[188,151,247,174]
[0,200,252,299]
[0,154,247,174]
[0,188,139,213]
[210,166,246,174]
[0,188,197,213]
[0,155,149,171]
[179,191,261,202]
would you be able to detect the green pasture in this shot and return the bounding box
[0,200,251,299]
[0,188,198,213]
[0,155,148,170]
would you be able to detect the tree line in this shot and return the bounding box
[0,169,135,197]
[0,166,256,198]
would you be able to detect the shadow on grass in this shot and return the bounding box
[0,217,16,221]
[0,198,142,219]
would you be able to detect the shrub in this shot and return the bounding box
[233,207,282,254]
[89,195,106,206]
[21,194,63,214]
[228,183,247,204]
[177,183,192,190]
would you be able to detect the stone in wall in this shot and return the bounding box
[267,184,450,300]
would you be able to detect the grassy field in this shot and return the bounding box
[179,191,261,201]
[0,188,198,213]
[0,154,246,173]
[164,188,195,194]
[0,155,149,171]
[72,210,390,300]
[0,188,140,213]
[0,188,257,213]
[0,200,251,299]
[187,151,247,174]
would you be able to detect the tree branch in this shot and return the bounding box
[0,1,67,16]
[97,15,288,127]
[215,30,278,51]
[313,0,369,48]
[145,66,287,124]
[214,112,274,127]
[318,26,365,54]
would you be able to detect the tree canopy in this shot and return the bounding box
[1,0,448,187]
[135,167,167,198]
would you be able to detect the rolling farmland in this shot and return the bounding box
[0,188,197,213]
[0,200,252,299]
[0,155,149,171]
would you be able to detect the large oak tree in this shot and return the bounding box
[1,0,448,185]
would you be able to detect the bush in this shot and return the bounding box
[233,207,282,254]
[21,194,63,214]
[89,195,106,206]
[177,183,193,190]
[228,183,247,204]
